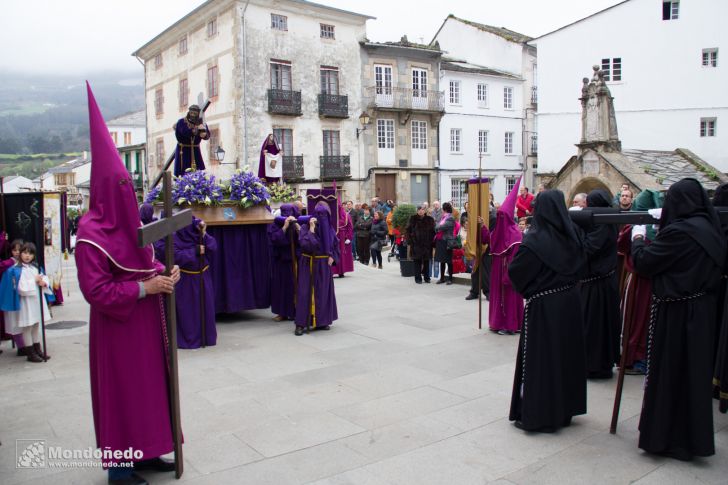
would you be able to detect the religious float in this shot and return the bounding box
[146,170,294,314]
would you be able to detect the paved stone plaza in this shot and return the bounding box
[1,257,727,485]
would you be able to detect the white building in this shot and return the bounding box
[132,0,372,199]
[531,0,728,173]
[432,15,538,205]
[107,110,146,147]
[35,155,92,206]
[1,175,34,193]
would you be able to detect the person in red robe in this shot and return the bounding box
[76,83,181,485]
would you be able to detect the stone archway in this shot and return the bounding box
[569,177,613,201]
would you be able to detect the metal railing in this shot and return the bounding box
[268,89,302,116]
[320,155,351,180]
[365,86,444,111]
[530,135,538,156]
[531,86,538,105]
[318,94,348,118]
[282,155,304,181]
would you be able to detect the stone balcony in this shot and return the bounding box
[365,86,444,112]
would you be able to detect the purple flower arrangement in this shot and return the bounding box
[144,186,161,204]
[227,170,271,208]
[171,171,224,206]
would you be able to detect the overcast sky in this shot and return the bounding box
[2,0,620,75]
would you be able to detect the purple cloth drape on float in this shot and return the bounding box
[208,225,271,313]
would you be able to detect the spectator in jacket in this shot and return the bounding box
[516,186,534,219]
[355,207,373,265]
[370,211,388,269]
[407,205,436,284]
[434,202,455,284]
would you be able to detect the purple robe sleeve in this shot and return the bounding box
[203,232,217,254]
[481,226,491,246]
[299,225,319,254]
[268,226,290,247]
[175,119,192,144]
[75,243,143,322]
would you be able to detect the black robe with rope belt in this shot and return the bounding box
[632,178,725,460]
[507,189,587,432]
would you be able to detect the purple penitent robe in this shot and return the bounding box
[295,224,339,329]
[76,243,173,464]
[174,220,217,349]
[331,207,354,276]
[268,208,299,320]
[174,118,209,176]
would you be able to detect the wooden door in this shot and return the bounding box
[375,173,396,203]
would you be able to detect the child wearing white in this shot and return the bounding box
[1,242,53,362]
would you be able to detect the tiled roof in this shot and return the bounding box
[621,149,728,191]
[107,110,145,127]
[441,60,521,80]
[447,15,532,44]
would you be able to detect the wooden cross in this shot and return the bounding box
[137,171,191,479]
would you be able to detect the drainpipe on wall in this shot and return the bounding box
[135,55,149,193]
[241,0,251,170]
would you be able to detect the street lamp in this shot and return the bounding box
[214,146,226,163]
[356,111,371,139]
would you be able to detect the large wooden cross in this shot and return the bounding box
[137,171,191,479]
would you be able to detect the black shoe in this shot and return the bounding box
[445,280,453,285]
[109,472,149,485]
[424,279,431,283]
[415,279,423,284]
[318,326,331,331]
[436,279,445,285]
[465,293,478,300]
[294,327,304,336]
[134,457,175,472]
[338,274,345,278]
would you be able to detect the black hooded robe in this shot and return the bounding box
[580,190,620,379]
[632,178,725,460]
[508,190,587,431]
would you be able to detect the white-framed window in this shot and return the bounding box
[155,138,165,168]
[377,119,395,149]
[662,1,679,20]
[207,18,218,38]
[506,176,518,194]
[374,64,393,94]
[703,49,718,67]
[700,118,717,137]
[154,53,162,70]
[207,64,219,98]
[320,23,335,39]
[504,132,514,154]
[178,78,188,108]
[450,128,461,153]
[477,83,488,108]
[271,13,288,31]
[451,178,467,211]
[601,58,622,82]
[178,36,188,56]
[449,80,461,105]
[412,68,428,97]
[478,130,488,154]
[411,120,427,149]
[503,86,513,109]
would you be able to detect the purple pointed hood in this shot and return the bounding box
[314,201,335,256]
[490,174,522,254]
[76,82,156,273]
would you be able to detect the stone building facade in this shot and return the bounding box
[132,0,372,199]
[358,39,443,205]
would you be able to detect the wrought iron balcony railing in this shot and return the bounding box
[282,155,304,181]
[365,86,444,112]
[531,86,538,105]
[530,135,538,156]
[268,89,302,116]
[318,94,348,118]
[320,155,351,180]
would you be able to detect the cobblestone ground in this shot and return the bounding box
[1,255,727,484]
